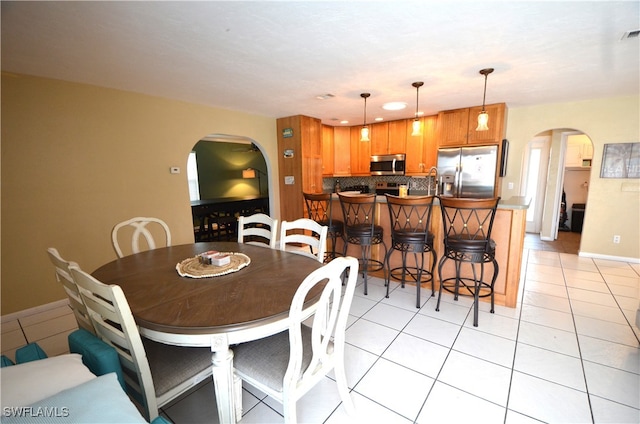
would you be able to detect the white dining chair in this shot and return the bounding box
[46,248,95,335]
[111,217,172,258]
[69,265,212,422]
[233,256,358,423]
[237,213,278,248]
[278,218,328,263]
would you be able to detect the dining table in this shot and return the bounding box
[91,241,325,423]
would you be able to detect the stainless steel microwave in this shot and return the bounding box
[370,154,406,176]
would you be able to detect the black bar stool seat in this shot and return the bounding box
[436,196,500,327]
[384,194,437,308]
[303,192,344,262]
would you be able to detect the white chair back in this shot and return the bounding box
[278,218,328,263]
[46,248,95,335]
[237,213,278,248]
[111,217,172,258]
[233,256,359,423]
[69,265,211,421]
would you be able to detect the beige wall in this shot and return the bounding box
[2,75,639,315]
[1,74,279,314]
[501,96,640,261]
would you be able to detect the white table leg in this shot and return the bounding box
[211,335,236,423]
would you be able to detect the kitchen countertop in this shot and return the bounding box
[331,193,530,210]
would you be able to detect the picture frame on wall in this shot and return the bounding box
[600,142,640,178]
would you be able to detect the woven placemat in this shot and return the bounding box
[176,252,251,278]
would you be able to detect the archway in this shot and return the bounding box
[521,129,593,244]
[187,134,272,241]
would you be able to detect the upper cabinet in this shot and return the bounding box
[321,125,334,176]
[333,126,351,176]
[565,135,593,168]
[350,126,371,175]
[437,103,507,146]
[371,120,407,155]
[405,115,438,175]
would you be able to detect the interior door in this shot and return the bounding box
[522,136,551,233]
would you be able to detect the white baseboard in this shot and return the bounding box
[578,251,640,264]
[1,299,70,323]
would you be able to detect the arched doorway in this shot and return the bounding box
[521,129,593,246]
[187,134,271,241]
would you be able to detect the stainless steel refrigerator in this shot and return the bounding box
[437,145,498,198]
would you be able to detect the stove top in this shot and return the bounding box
[375,182,401,195]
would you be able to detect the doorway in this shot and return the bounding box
[522,135,551,233]
[187,135,271,241]
[521,129,593,245]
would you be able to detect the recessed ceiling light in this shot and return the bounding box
[315,94,335,100]
[374,117,384,121]
[382,102,407,111]
[340,120,349,124]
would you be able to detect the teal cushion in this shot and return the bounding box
[1,355,15,367]
[2,373,148,423]
[68,329,125,391]
[15,343,48,364]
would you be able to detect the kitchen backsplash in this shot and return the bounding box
[322,176,437,193]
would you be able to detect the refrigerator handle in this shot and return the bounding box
[456,163,462,197]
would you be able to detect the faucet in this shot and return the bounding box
[427,166,438,196]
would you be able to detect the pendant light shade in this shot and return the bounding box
[476,68,494,131]
[360,93,371,142]
[411,81,424,136]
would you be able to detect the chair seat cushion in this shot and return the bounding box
[318,219,343,233]
[233,324,324,394]
[142,338,213,398]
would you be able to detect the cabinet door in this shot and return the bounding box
[387,120,407,154]
[350,126,371,175]
[437,108,470,146]
[422,115,438,169]
[405,117,425,174]
[467,103,506,145]
[370,122,390,155]
[333,126,351,176]
[322,125,334,176]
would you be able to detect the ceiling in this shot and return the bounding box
[2,1,639,126]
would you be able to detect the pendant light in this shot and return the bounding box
[360,93,371,141]
[476,68,494,131]
[411,81,424,136]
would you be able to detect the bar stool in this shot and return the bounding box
[436,196,500,327]
[303,192,343,262]
[338,193,387,295]
[383,194,437,308]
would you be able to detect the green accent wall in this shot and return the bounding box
[193,141,268,199]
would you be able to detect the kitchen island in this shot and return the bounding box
[330,194,529,308]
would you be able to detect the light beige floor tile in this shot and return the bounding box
[18,305,73,327]
[1,319,21,333]
[1,328,27,352]
[22,313,77,342]
[35,328,76,357]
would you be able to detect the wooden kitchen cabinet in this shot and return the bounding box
[565,136,593,168]
[277,115,322,222]
[405,115,438,174]
[437,103,507,146]
[370,122,390,155]
[350,126,371,175]
[322,124,334,176]
[333,126,351,176]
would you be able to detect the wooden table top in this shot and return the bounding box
[92,242,324,336]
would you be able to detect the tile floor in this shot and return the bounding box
[2,239,639,423]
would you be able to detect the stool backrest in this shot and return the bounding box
[303,192,333,225]
[337,193,377,233]
[385,194,435,241]
[438,197,500,247]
